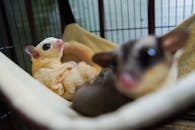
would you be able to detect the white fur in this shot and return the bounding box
[134,36,156,51]
[39,37,58,45]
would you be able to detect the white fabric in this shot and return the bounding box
[0,52,195,130]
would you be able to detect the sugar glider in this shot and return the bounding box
[93,31,189,98]
[72,68,131,117]
[72,31,189,116]
[25,37,97,100]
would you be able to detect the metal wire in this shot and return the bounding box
[133,0,137,39]
[92,0,99,35]
[1,0,195,66]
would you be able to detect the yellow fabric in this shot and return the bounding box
[61,41,101,73]
[62,15,195,78]
[62,23,116,53]
[163,14,195,78]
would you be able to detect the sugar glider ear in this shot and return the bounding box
[160,31,189,53]
[92,52,115,68]
[25,45,40,59]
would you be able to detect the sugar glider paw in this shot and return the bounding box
[68,61,77,67]
[52,83,64,95]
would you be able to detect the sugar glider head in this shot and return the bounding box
[25,37,65,60]
[93,31,189,98]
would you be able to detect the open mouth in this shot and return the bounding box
[117,73,140,91]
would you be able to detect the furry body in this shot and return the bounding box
[25,37,97,100]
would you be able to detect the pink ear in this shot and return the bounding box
[25,45,39,59]
[161,31,189,53]
[92,52,114,67]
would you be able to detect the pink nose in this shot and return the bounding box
[57,39,64,45]
[118,73,138,90]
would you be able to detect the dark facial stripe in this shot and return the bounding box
[136,38,164,70]
[121,40,137,62]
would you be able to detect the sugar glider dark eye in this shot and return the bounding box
[138,47,161,69]
[139,47,158,59]
[42,43,51,50]
[147,48,156,56]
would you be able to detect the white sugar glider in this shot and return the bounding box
[25,37,97,100]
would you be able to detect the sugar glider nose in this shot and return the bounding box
[56,39,64,46]
[117,73,138,90]
[55,39,64,49]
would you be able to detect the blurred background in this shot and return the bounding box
[0,0,195,129]
[1,0,195,72]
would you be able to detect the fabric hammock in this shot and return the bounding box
[0,1,195,129]
[62,15,195,79]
